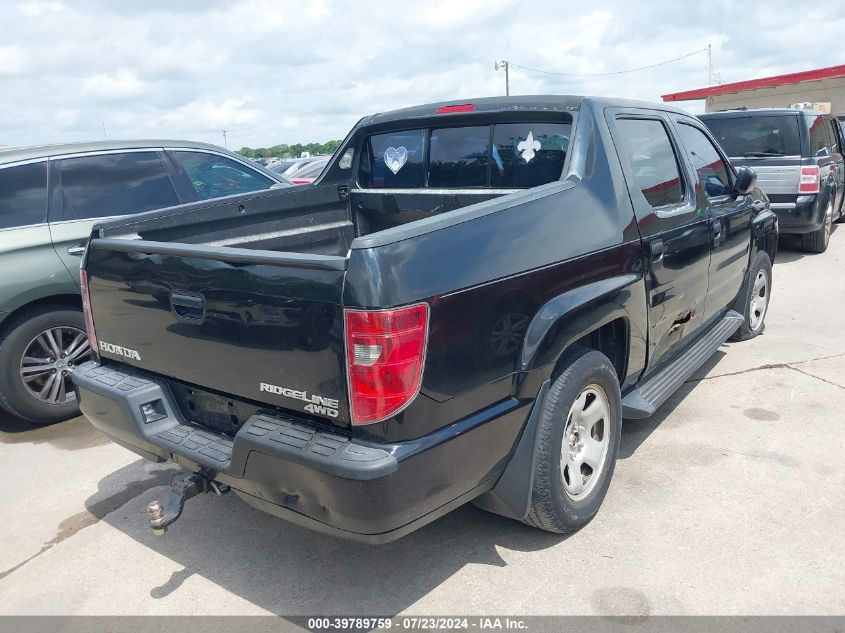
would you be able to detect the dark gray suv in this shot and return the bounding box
[700,109,845,253]
[0,140,287,424]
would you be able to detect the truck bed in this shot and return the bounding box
[85,180,518,433]
[101,184,512,255]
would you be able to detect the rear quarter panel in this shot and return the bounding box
[0,225,78,328]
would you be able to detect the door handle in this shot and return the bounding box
[650,240,665,264]
[170,292,206,323]
[712,220,723,243]
[67,245,87,256]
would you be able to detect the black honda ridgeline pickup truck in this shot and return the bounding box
[73,96,778,543]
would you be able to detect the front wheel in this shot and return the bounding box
[524,348,621,533]
[730,251,772,342]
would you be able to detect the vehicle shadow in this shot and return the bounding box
[88,459,569,617]
[0,409,110,451]
[618,349,726,460]
[775,224,839,264]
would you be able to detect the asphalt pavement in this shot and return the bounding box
[1,231,843,616]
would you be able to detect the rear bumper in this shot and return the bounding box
[72,361,528,543]
[771,195,822,233]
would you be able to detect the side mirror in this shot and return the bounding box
[734,166,757,195]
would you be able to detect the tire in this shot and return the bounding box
[0,306,92,425]
[801,201,833,253]
[730,251,772,342]
[524,348,622,533]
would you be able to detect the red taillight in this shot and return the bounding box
[344,303,429,425]
[435,104,475,114]
[799,165,820,194]
[80,270,98,356]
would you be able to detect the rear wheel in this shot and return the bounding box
[524,348,621,533]
[801,201,833,253]
[0,306,92,425]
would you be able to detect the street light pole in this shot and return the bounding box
[495,60,510,96]
[222,130,228,149]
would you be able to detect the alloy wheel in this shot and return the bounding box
[19,327,92,405]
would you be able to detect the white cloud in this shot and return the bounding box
[0,46,29,75]
[54,108,79,128]
[17,1,63,18]
[155,98,263,131]
[0,0,841,148]
[82,70,149,99]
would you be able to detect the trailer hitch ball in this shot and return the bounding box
[147,499,167,536]
[146,472,211,536]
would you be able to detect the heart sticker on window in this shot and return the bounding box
[384,146,408,175]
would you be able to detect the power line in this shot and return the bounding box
[505,47,709,78]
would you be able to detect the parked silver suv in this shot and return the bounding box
[0,140,287,424]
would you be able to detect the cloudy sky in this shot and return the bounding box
[1,0,842,150]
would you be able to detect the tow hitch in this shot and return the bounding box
[147,472,229,535]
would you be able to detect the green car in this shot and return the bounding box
[0,140,288,424]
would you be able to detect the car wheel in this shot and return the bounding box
[523,348,621,533]
[730,251,773,342]
[801,201,833,253]
[0,306,92,425]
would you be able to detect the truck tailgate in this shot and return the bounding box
[84,238,350,425]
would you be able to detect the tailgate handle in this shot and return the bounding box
[171,292,205,323]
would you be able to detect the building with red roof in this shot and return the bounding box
[662,64,845,115]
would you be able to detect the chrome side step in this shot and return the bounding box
[622,310,743,419]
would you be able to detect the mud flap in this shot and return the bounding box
[471,380,550,520]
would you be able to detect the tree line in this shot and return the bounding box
[237,140,343,159]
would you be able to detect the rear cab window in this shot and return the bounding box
[0,161,48,230]
[700,115,802,158]
[358,121,571,189]
[428,126,489,187]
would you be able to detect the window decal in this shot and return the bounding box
[517,131,541,163]
[384,146,408,174]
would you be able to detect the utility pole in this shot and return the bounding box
[495,60,510,96]
[222,130,228,149]
[707,44,712,86]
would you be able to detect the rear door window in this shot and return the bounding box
[170,151,275,200]
[0,162,48,229]
[807,115,833,157]
[490,123,570,188]
[615,118,685,209]
[676,123,733,198]
[58,152,179,220]
[428,126,490,187]
[361,129,426,188]
[700,115,801,157]
[828,118,842,154]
